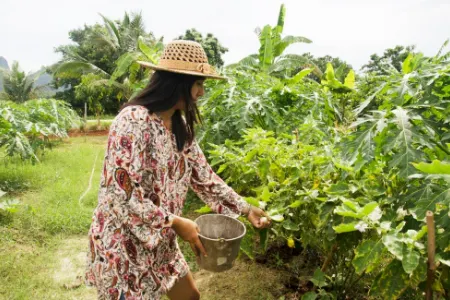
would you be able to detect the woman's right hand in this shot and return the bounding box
[172,216,207,258]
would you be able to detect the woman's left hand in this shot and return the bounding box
[247,206,271,229]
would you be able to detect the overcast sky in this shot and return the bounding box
[1,0,449,73]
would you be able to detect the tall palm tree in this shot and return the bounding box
[52,12,162,101]
[53,12,150,79]
[94,12,150,54]
[0,61,45,103]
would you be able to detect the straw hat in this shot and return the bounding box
[137,40,226,80]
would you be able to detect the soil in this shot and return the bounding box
[53,238,87,289]
[54,236,300,300]
[193,259,290,300]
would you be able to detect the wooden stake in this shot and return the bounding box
[84,102,87,123]
[292,129,299,142]
[426,211,436,300]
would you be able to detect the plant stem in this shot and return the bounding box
[351,272,365,287]
[342,265,355,290]
[321,243,337,272]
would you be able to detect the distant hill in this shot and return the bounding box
[34,69,53,87]
[0,57,57,95]
[0,56,8,92]
[0,56,9,70]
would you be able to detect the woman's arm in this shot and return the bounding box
[187,139,270,228]
[187,139,251,218]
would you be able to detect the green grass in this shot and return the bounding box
[0,136,106,299]
[0,136,207,299]
[79,120,113,131]
[85,114,115,121]
[0,233,97,300]
[0,136,106,237]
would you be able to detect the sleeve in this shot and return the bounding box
[107,108,174,248]
[187,139,250,218]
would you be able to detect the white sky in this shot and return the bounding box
[1,0,449,73]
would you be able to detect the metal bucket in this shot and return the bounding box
[194,214,246,272]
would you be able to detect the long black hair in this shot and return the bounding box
[122,71,203,151]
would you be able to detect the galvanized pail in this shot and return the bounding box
[194,214,246,272]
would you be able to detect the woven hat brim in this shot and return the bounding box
[137,61,227,80]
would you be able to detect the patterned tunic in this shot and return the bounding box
[85,105,248,299]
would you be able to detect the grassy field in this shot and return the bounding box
[79,120,113,131]
[85,115,116,121]
[0,136,105,299]
[0,136,288,300]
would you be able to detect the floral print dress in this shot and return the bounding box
[85,105,248,300]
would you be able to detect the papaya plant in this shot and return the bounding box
[0,99,81,161]
[204,46,449,298]
[320,63,360,125]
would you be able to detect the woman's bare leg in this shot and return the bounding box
[166,272,200,300]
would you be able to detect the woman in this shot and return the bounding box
[85,40,270,300]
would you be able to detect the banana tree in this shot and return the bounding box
[230,4,315,78]
[108,36,163,88]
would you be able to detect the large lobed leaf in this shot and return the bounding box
[352,239,384,274]
[370,260,410,299]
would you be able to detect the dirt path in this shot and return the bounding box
[50,236,96,299]
[193,260,288,299]
[52,236,289,300]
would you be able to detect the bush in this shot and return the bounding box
[0,99,81,161]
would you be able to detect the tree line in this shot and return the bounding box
[1,11,416,117]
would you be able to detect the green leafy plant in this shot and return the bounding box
[0,99,81,161]
[301,269,335,299]
[230,4,313,78]
[204,46,449,298]
[0,189,20,218]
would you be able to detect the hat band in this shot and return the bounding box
[157,59,215,75]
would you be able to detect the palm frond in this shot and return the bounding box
[122,12,131,27]
[99,13,121,49]
[130,12,145,34]
[435,39,449,59]
[90,30,118,50]
[52,61,109,79]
